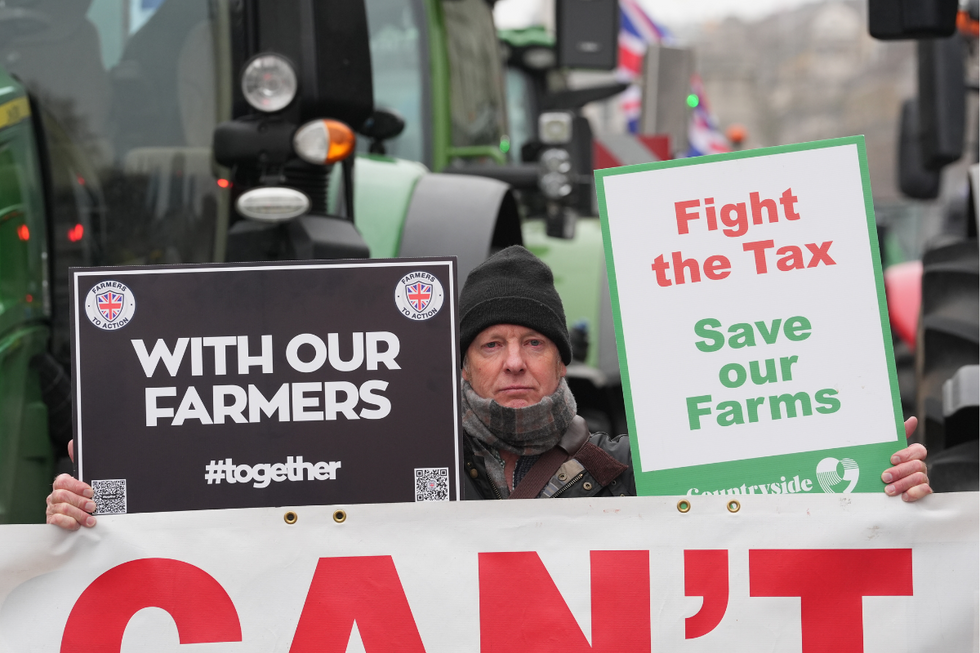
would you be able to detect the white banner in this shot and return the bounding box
[1,493,977,652]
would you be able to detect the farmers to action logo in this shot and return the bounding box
[394,271,445,320]
[816,457,860,493]
[84,280,136,331]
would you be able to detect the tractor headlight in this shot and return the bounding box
[539,172,573,199]
[540,148,572,174]
[539,111,573,145]
[523,47,556,70]
[236,187,310,222]
[539,148,573,199]
[242,54,298,113]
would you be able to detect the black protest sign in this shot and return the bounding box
[70,259,460,513]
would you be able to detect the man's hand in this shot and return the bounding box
[45,439,97,531]
[882,417,932,502]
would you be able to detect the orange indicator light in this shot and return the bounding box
[324,120,356,164]
[293,119,356,165]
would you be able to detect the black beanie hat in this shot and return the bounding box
[459,245,572,365]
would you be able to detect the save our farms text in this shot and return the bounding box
[131,332,401,427]
[649,188,836,286]
[685,315,840,430]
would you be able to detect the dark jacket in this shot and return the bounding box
[462,419,636,500]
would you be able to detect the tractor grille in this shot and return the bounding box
[282,162,331,215]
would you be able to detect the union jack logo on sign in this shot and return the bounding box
[394,271,444,321]
[97,292,124,321]
[406,282,432,312]
[84,280,135,330]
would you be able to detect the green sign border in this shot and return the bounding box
[594,136,905,496]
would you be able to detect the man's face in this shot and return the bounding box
[462,324,566,408]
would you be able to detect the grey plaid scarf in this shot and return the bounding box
[462,378,576,496]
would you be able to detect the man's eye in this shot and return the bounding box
[527,339,542,347]
[483,342,499,349]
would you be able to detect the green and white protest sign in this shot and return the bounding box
[595,136,905,497]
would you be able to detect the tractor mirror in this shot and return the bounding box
[869,0,958,40]
[555,0,619,70]
[360,108,406,155]
[917,35,966,171]
[898,99,941,200]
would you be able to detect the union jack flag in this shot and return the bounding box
[406,282,432,312]
[617,0,729,155]
[618,0,672,133]
[97,291,124,321]
[618,0,671,81]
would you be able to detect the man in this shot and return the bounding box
[46,246,931,526]
[458,245,634,499]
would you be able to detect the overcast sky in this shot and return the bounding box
[635,0,825,26]
[495,0,827,31]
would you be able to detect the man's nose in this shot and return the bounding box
[503,342,525,372]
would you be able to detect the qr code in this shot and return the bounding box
[415,468,449,502]
[92,479,127,515]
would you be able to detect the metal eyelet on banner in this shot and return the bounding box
[333,509,347,523]
[727,500,741,513]
[284,511,298,524]
[677,500,691,513]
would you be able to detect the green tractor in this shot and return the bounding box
[0,75,54,523]
[498,23,631,434]
[362,0,629,432]
[367,0,631,434]
[0,0,623,522]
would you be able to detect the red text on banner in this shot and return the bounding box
[61,558,241,652]
[479,551,651,653]
[750,549,913,652]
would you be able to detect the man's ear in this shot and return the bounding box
[461,356,470,382]
[558,361,567,378]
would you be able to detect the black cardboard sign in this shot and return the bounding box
[70,258,460,514]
